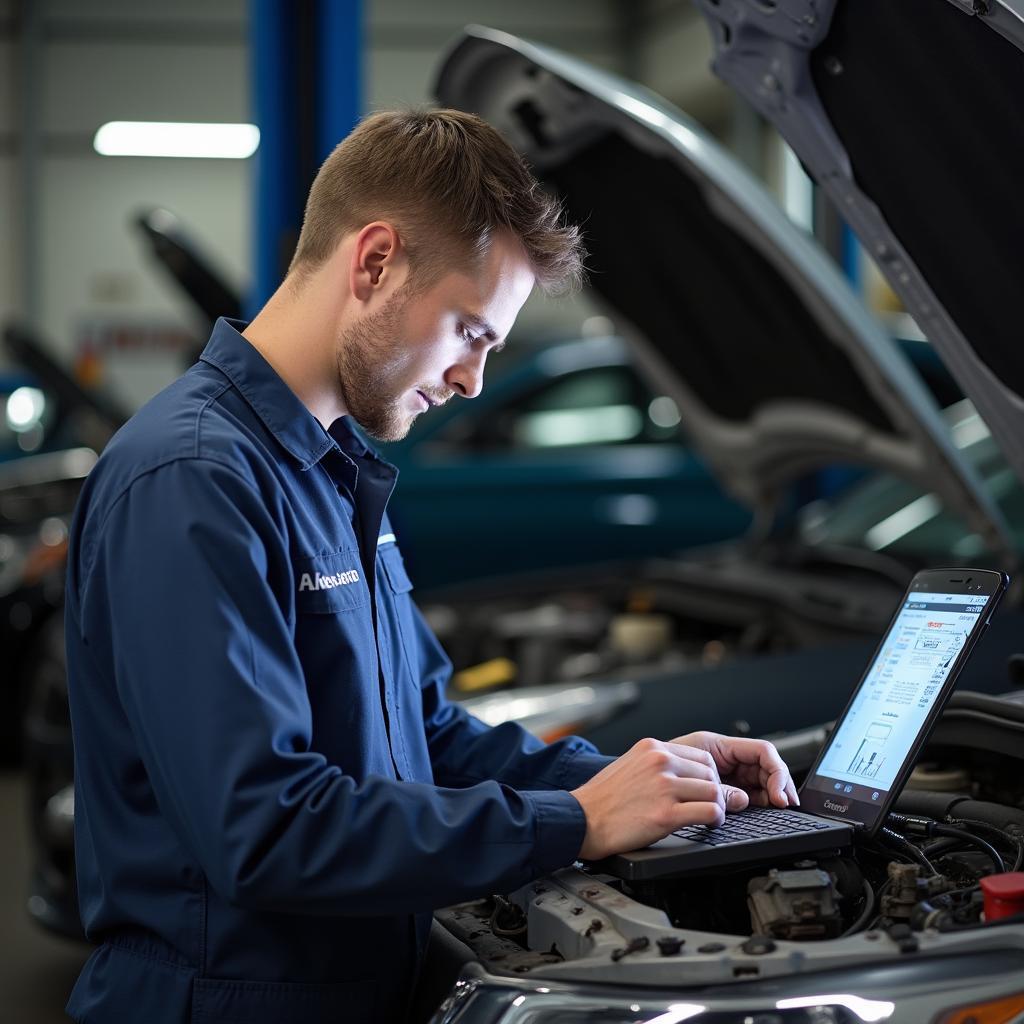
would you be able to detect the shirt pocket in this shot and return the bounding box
[293,548,370,614]
[378,543,413,596]
[377,543,420,680]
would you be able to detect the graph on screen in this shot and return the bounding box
[846,722,892,778]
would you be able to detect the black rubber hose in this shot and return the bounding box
[896,792,1024,831]
[931,824,1005,874]
[894,790,971,820]
[839,878,876,937]
[952,817,1024,871]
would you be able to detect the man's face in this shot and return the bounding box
[336,232,534,441]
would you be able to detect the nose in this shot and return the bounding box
[444,351,486,400]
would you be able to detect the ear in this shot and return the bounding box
[349,221,406,302]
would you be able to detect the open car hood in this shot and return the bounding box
[693,0,1024,554]
[434,25,1014,564]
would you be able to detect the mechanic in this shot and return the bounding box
[64,109,798,1024]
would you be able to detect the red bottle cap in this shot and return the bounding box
[980,872,1024,921]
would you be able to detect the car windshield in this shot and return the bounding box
[801,399,1024,563]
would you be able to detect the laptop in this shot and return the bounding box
[597,568,1007,882]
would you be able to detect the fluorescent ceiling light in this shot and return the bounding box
[93,121,260,159]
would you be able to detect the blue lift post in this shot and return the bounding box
[248,0,363,315]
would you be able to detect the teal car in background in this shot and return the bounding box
[379,333,753,589]
[378,332,962,592]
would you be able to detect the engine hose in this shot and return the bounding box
[896,791,1024,831]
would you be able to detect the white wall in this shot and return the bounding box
[1,0,249,407]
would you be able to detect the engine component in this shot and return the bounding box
[980,872,1024,921]
[608,612,674,660]
[881,863,952,921]
[908,762,971,792]
[909,890,983,933]
[490,895,527,939]
[610,936,650,962]
[435,898,561,974]
[747,866,842,939]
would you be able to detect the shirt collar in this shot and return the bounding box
[199,317,337,471]
[328,415,385,462]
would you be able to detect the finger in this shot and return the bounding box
[671,778,729,802]
[668,731,710,749]
[717,737,794,802]
[666,777,725,809]
[663,743,721,782]
[723,785,748,813]
[665,754,719,783]
[761,764,795,806]
[763,759,799,806]
[671,800,725,829]
[715,736,789,773]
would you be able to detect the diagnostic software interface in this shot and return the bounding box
[805,590,990,802]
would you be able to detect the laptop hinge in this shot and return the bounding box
[819,813,865,829]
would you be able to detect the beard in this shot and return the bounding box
[335,286,423,442]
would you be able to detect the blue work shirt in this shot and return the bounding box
[65,318,612,1024]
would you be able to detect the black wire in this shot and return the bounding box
[921,837,962,860]
[863,878,892,932]
[839,878,876,937]
[932,824,1005,874]
[952,818,1023,872]
[857,837,927,871]
[929,883,983,906]
[877,826,939,876]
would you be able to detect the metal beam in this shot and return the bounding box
[249,0,363,313]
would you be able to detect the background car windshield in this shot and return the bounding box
[436,364,683,451]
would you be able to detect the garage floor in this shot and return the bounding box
[0,771,89,1023]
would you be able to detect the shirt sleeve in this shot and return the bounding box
[412,602,616,792]
[72,457,588,916]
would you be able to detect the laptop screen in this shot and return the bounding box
[802,590,990,811]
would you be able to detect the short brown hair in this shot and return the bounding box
[288,108,586,295]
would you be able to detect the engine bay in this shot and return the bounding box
[435,690,1024,986]
[424,543,907,693]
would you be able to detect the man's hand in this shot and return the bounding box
[571,737,728,860]
[671,731,798,812]
[570,734,797,861]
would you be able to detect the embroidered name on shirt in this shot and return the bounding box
[299,569,360,591]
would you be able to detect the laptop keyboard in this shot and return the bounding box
[672,807,834,847]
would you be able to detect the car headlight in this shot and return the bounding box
[432,973,889,1024]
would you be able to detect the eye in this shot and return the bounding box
[458,323,479,345]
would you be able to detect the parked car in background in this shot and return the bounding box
[381,333,752,587]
